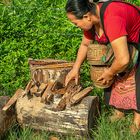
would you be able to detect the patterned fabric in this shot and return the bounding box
[109,67,137,110]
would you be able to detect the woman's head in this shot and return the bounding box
[65,0,100,30]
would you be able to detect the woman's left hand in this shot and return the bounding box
[97,68,114,85]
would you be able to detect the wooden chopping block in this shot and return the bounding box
[16,95,99,138]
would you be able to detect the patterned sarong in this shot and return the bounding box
[109,67,137,110]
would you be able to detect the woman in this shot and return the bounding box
[64,0,140,133]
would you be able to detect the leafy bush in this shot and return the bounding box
[0,0,82,95]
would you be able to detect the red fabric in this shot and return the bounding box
[83,2,140,43]
[109,68,137,110]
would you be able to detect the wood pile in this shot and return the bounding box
[24,58,93,111]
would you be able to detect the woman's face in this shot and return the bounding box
[67,12,99,31]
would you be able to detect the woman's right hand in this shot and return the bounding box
[65,67,80,86]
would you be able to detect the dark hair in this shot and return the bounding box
[65,0,97,19]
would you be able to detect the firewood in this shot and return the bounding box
[54,92,68,111]
[39,83,47,93]
[46,94,54,104]
[55,80,81,110]
[31,63,74,71]
[28,58,67,66]
[25,80,35,94]
[41,80,56,103]
[2,88,25,111]
[42,69,49,83]
[34,83,47,97]
[71,85,82,97]
[30,85,38,95]
[65,80,76,92]
[66,85,82,107]
[69,87,93,106]
[37,69,43,84]
[65,86,76,105]
[32,70,40,87]
[52,87,67,95]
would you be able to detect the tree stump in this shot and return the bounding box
[0,96,16,138]
[16,94,99,137]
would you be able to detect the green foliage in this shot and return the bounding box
[126,0,140,6]
[0,0,82,95]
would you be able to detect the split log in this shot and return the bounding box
[41,80,55,103]
[35,83,47,97]
[0,96,16,138]
[2,88,25,111]
[16,94,99,137]
[70,87,93,106]
[52,87,67,95]
[25,80,35,94]
[55,92,69,111]
[55,81,82,111]
[30,85,38,95]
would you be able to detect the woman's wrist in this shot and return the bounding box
[73,62,81,71]
[108,68,116,77]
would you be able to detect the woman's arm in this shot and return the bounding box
[73,36,92,70]
[109,36,130,74]
[65,35,92,86]
[98,36,130,84]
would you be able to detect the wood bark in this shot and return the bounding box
[16,94,99,137]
